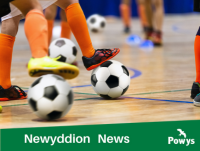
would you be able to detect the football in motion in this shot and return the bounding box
[49,38,78,64]
[91,60,130,99]
[28,74,73,120]
[87,14,106,33]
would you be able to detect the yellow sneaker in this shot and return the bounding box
[27,56,79,79]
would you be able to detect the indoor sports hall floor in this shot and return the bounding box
[1,14,200,128]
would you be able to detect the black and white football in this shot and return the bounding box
[28,74,73,120]
[87,14,106,33]
[91,60,130,99]
[49,38,78,64]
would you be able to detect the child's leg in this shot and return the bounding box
[151,0,163,33]
[11,0,79,79]
[151,0,164,45]
[11,0,48,58]
[143,0,154,39]
[45,4,57,45]
[195,29,200,84]
[144,0,153,28]
[55,0,94,58]
[60,9,71,39]
[191,27,200,106]
[0,15,21,89]
[136,0,148,31]
[120,0,131,33]
[1,15,21,37]
[54,0,120,70]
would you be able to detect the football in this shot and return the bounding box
[49,38,78,64]
[28,74,73,120]
[87,14,106,33]
[91,60,130,99]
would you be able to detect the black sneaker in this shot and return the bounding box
[194,94,200,107]
[124,26,130,34]
[82,48,120,71]
[191,82,200,99]
[0,85,27,101]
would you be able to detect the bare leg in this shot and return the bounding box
[139,0,154,39]
[54,0,78,9]
[60,9,67,21]
[54,0,96,59]
[11,0,48,57]
[11,0,43,16]
[45,4,57,20]
[60,8,72,39]
[136,0,149,31]
[1,15,21,37]
[45,4,57,45]
[151,0,164,45]
[122,0,131,5]
[144,0,153,28]
[120,0,131,33]
[0,16,21,89]
[0,0,42,91]
[54,0,120,71]
[151,0,164,32]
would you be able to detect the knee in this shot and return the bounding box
[122,0,131,5]
[56,0,79,10]
[45,7,57,20]
[60,10,67,21]
[1,15,21,37]
[136,0,145,5]
[153,0,163,8]
[23,4,43,16]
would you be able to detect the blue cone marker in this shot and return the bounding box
[139,40,154,52]
[126,35,142,46]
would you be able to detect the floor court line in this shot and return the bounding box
[74,89,193,104]
[127,89,191,96]
[1,97,99,107]
[71,67,142,88]
[2,93,192,108]
[17,69,192,106]
[122,96,193,104]
[24,88,191,96]
[25,88,191,98]
[74,89,191,97]
[21,67,142,90]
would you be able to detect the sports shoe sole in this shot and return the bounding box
[86,49,120,71]
[154,42,163,47]
[28,66,79,79]
[194,100,200,107]
[0,96,27,101]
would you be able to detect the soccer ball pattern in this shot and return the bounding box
[28,74,73,120]
[87,14,106,33]
[91,60,130,99]
[49,38,78,64]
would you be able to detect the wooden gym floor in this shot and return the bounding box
[1,14,200,129]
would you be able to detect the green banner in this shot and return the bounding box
[0,120,200,151]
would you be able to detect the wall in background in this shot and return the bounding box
[55,0,194,19]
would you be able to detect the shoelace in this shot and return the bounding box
[196,93,200,97]
[53,56,61,61]
[13,85,27,98]
[96,49,113,55]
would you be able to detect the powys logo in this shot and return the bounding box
[177,129,186,138]
[168,129,195,146]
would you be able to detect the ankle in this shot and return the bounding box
[0,83,11,89]
[83,48,95,58]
